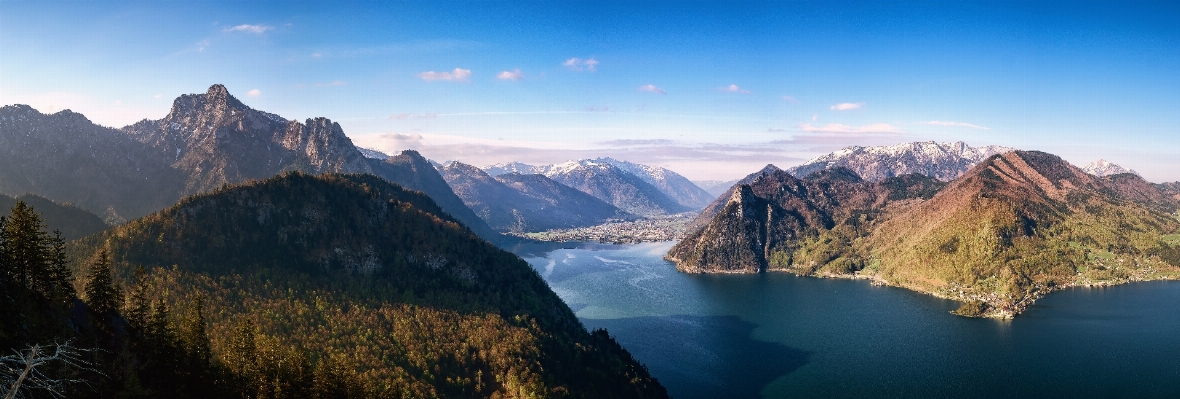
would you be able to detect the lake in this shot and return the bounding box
[517,241,1180,399]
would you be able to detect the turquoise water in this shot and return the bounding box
[518,242,1180,399]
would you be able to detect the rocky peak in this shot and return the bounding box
[1082,159,1138,177]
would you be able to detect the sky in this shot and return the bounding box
[2,1,1178,182]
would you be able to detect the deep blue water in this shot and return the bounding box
[517,241,1180,399]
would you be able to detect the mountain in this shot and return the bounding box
[1158,182,1180,201]
[591,158,713,209]
[357,146,391,160]
[685,164,784,234]
[1081,159,1138,177]
[440,162,633,233]
[484,159,710,210]
[0,104,186,219]
[68,172,667,398]
[543,160,691,216]
[367,151,504,243]
[787,141,1014,182]
[485,162,543,176]
[694,179,740,198]
[2,85,504,244]
[669,151,1180,318]
[668,167,943,273]
[0,193,109,239]
[123,84,373,196]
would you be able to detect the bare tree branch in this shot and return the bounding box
[1,340,102,399]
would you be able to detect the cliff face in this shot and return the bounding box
[668,167,906,273]
[123,84,372,195]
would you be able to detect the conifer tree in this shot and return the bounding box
[124,266,152,334]
[83,249,120,315]
[46,230,74,303]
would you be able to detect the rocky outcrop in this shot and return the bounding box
[123,84,372,195]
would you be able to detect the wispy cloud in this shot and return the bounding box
[418,68,472,82]
[782,96,799,103]
[246,89,262,97]
[920,120,990,130]
[563,57,598,72]
[497,69,524,81]
[638,84,666,94]
[225,24,273,34]
[719,84,750,94]
[388,113,438,120]
[598,139,677,146]
[829,102,863,111]
[799,123,900,134]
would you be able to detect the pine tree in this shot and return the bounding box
[180,294,213,394]
[46,229,75,302]
[124,266,152,334]
[3,201,50,291]
[84,248,120,315]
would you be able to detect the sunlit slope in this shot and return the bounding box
[870,151,1180,316]
[76,172,667,398]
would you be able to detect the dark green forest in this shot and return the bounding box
[1,172,668,398]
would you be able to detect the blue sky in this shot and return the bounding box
[2,1,1178,181]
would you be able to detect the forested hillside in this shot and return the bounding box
[1,173,666,398]
[53,173,665,399]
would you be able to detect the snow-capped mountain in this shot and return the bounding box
[484,162,543,176]
[787,141,1015,182]
[357,147,391,160]
[1081,159,1138,177]
[483,158,711,210]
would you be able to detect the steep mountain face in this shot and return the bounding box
[440,162,632,233]
[544,160,690,216]
[685,164,784,234]
[0,193,109,239]
[787,141,1014,182]
[1081,159,1137,177]
[667,167,941,273]
[75,172,667,398]
[123,84,373,195]
[0,105,186,219]
[367,151,504,244]
[669,150,1180,318]
[592,158,713,209]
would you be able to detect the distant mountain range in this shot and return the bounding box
[440,161,634,233]
[787,141,1014,182]
[1081,159,1137,177]
[669,150,1180,318]
[483,158,709,216]
[0,85,504,244]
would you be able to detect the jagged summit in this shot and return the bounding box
[1082,159,1138,177]
[123,84,371,195]
[788,141,1014,182]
